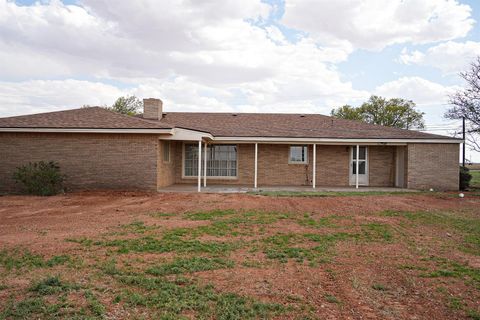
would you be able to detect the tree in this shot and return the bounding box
[445,57,480,152]
[106,95,142,116]
[329,105,363,121]
[331,95,425,129]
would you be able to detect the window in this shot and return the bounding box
[163,141,171,163]
[184,144,237,177]
[352,146,367,174]
[289,145,308,164]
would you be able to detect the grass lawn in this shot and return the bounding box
[0,192,479,319]
[471,170,480,189]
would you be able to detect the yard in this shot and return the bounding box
[471,170,480,189]
[0,191,479,319]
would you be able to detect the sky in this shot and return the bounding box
[1,0,479,160]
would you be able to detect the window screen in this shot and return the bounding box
[184,144,237,177]
[289,145,308,163]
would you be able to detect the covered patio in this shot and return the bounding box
[157,184,414,194]
[160,137,408,192]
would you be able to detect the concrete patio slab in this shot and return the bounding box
[157,184,416,193]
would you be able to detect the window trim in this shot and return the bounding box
[181,142,239,180]
[163,141,171,163]
[288,145,309,164]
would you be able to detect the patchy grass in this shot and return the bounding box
[371,283,388,291]
[117,274,287,319]
[263,232,356,264]
[185,209,236,220]
[1,276,102,320]
[297,214,351,228]
[261,223,394,264]
[29,275,79,295]
[380,210,480,255]
[0,250,73,271]
[360,223,394,242]
[420,257,480,289]
[102,235,238,254]
[324,294,340,304]
[2,203,480,319]
[120,220,158,234]
[146,257,234,276]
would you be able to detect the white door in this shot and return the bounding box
[349,146,369,186]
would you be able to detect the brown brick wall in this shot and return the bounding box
[406,143,459,190]
[316,145,349,186]
[368,146,395,187]
[1,135,457,192]
[0,132,159,192]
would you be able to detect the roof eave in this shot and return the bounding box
[211,136,462,144]
[0,127,174,134]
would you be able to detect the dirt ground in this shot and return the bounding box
[0,191,479,319]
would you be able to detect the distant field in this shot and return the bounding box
[467,163,480,170]
[471,170,480,189]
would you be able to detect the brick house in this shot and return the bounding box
[0,98,461,192]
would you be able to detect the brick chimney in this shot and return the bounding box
[143,98,163,120]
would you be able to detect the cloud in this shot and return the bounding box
[0,0,369,117]
[399,41,480,74]
[374,76,460,106]
[282,0,474,50]
[0,79,124,117]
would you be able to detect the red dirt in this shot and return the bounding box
[0,191,479,319]
[0,191,474,251]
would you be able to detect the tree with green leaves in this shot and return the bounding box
[106,95,142,116]
[445,57,480,152]
[331,95,425,129]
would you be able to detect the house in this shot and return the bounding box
[0,98,461,192]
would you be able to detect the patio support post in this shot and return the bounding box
[254,143,258,189]
[312,144,316,189]
[355,144,359,189]
[198,140,202,192]
[203,142,207,188]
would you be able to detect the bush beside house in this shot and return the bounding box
[13,161,65,196]
[459,166,472,191]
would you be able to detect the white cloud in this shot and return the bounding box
[282,0,474,50]
[374,76,464,142]
[0,0,368,117]
[0,79,124,117]
[399,41,480,74]
[374,76,459,105]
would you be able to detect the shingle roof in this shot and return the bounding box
[0,107,458,140]
[0,107,172,129]
[159,112,456,140]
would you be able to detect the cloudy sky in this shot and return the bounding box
[1,0,479,159]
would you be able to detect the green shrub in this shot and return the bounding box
[13,161,65,196]
[460,166,472,191]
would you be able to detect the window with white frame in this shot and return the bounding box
[184,144,237,177]
[289,145,308,164]
[163,141,171,163]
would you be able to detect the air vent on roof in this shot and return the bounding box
[232,114,238,117]
[300,115,305,117]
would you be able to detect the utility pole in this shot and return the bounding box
[462,116,466,168]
